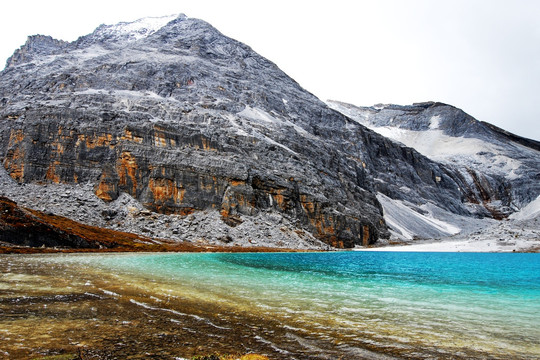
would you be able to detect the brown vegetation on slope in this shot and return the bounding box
[0,196,295,254]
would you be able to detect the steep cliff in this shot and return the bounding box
[0,14,512,248]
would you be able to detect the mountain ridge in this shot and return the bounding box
[1,14,537,249]
[328,99,540,241]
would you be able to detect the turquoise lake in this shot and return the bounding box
[47,251,540,359]
[3,252,539,359]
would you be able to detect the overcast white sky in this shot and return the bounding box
[1,0,539,140]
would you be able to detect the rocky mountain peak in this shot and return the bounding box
[5,34,68,68]
[328,100,483,135]
[329,99,540,211]
[75,14,183,47]
[1,14,538,249]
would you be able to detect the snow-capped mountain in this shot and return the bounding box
[329,100,540,241]
[0,14,537,249]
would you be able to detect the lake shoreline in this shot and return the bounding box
[3,240,539,255]
[2,252,539,359]
[356,237,540,253]
[0,253,396,360]
[0,243,311,255]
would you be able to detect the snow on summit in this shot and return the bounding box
[327,100,539,182]
[1,13,538,252]
[93,14,181,42]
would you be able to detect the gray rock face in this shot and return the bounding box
[0,14,526,248]
[5,35,69,68]
[328,100,540,219]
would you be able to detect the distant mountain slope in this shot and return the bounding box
[0,14,531,248]
[328,100,540,207]
[329,100,540,240]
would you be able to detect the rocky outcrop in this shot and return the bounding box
[0,114,384,247]
[5,35,69,68]
[0,195,305,253]
[1,14,526,248]
[0,195,153,250]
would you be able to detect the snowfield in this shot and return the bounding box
[509,195,540,221]
[357,237,538,252]
[327,100,539,183]
[361,196,539,252]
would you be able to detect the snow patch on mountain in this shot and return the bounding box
[327,101,531,181]
[361,210,539,253]
[375,190,501,242]
[509,195,540,221]
[371,127,523,180]
[429,115,441,129]
[93,14,180,42]
[238,106,278,124]
[364,193,539,252]
[238,105,315,140]
[376,193,466,240]
[76,89,178,101]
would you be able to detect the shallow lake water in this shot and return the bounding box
[1,252,539,359]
